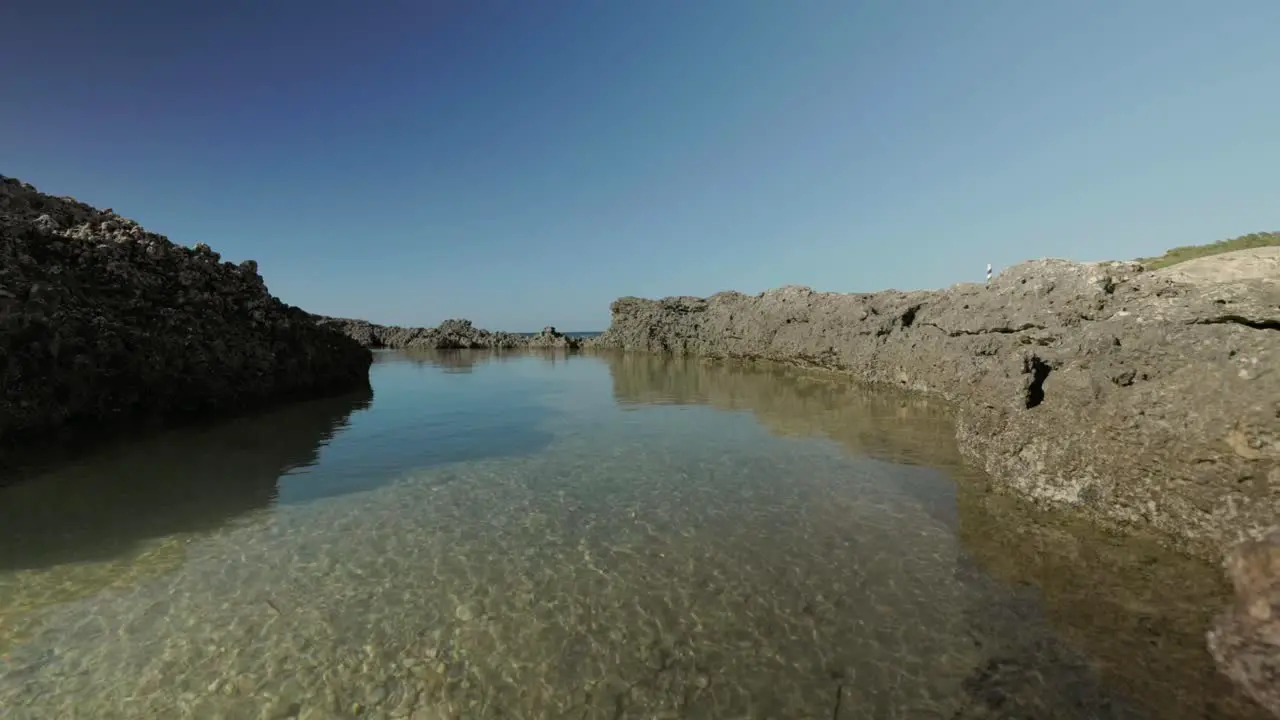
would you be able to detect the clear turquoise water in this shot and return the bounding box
[0,350,1264,719]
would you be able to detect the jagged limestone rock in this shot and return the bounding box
[0,175,372,448]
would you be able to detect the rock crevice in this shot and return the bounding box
[1194,315,1280,332]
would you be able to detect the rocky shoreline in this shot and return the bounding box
[585,253,1280,715]
[3,172,1275,715]
[588,257,1278,560]
[314,315,584,350]
[0,176,372,451]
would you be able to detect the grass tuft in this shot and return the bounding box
[1138,231,1280,270]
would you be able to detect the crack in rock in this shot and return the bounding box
[922,322,1049,337]
[1192,315,1280,331]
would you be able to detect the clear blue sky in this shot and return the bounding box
[3,1,1277,331]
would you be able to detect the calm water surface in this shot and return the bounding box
[0,351,1266,719]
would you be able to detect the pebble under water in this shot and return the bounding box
[0,350,1268,719]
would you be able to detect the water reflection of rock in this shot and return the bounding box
[957,492,1269,720]
[375,347,577,372]
[602,352,1268,720]
[606,353,971,532]
[0,382,374,571]
[606,353,960,469]
[274,351,559,504]
[0,384,372,658]
[375,348,482,373]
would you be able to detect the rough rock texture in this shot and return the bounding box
[588,258,1278,560]
[587,254,1280,714]
[1209,527,1280,717]
[316,316,583,350]
[0,175,372,446]
[1157,247,1280,285]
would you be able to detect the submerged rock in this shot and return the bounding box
[0,175,372,447]
[1209,527,1280,717]
[586,251,1280,712]
[315,316,583,350]
[587,256,1278,560]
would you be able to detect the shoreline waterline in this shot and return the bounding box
[0,351,1266,719]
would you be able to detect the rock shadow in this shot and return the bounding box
[0,383,374,571]
[603,351,964,528]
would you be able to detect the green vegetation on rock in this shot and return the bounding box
[1139,231,1280,269]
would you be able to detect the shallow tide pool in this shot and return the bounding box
[0,350,1266,719]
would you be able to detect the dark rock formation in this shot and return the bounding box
[315,316,583,350]
[586,255,1280,714]
[0,175,372,447]
[1209,527,1280,717]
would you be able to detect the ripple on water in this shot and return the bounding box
[0,351,1267,720]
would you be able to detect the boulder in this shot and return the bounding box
[0,175,372,449]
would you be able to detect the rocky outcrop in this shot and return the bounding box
[588,257,1279,560]
[315,316,583,350]
[0,175,372,447]
[1209,527,1280,716]
[1156,246,1280,285]
[587,253,1280,714]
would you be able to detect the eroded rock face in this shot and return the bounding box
[586,255,1280,713]
[316,316,583,350]
[0,175,372,446]
[587,257,1279,561]
[1157,247,1280,285]
[1209,527,1280,717]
